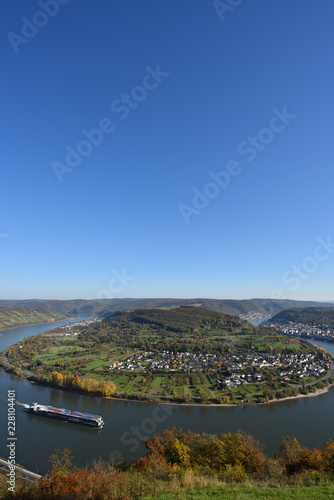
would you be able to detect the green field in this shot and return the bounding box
[144,485,334,500]
[2,306,332,404]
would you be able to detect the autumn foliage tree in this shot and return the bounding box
[100,380,116,396]
[80,377,100,393]
[2,431,334,499]
[50,371,63,386]
[278,435,334,474]
[140,427,266,476]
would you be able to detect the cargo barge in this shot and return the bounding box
[24,402,104,428]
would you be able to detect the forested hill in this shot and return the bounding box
[270,307,334,327]
[108,306,251,334]
[4,305,321,404]
[0,297,332,318]
[0,307,67,330]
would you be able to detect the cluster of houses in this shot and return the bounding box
[266,321,334,342]
[59,318,100,330]
[57,318,101,336]
[107,350,330,385]
[239,312,270,321]
[50,318,101,337]
[219,352,330,386]
[220,372,263,386]
[108,351,222,372]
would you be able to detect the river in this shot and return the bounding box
[1,317,334,475]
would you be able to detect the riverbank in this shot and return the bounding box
[2,313,334,409]
[4,358,334,408]
[3,340,334,408]
[259,384,334,406]
[2,317,334,477]
[101,383,334,407]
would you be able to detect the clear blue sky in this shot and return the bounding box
[1,0,334,301]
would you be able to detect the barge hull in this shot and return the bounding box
[25,403,104,428]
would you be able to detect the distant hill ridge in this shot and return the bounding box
[0,307,67,330]
[271,307,334,328]
[0,298,332,319]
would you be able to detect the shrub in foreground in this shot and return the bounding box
[1,429,334,499]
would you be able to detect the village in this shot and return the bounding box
[45,318,101,337]
[108,349,331,386]
[265,321,334,342]
[59,318,101,330]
